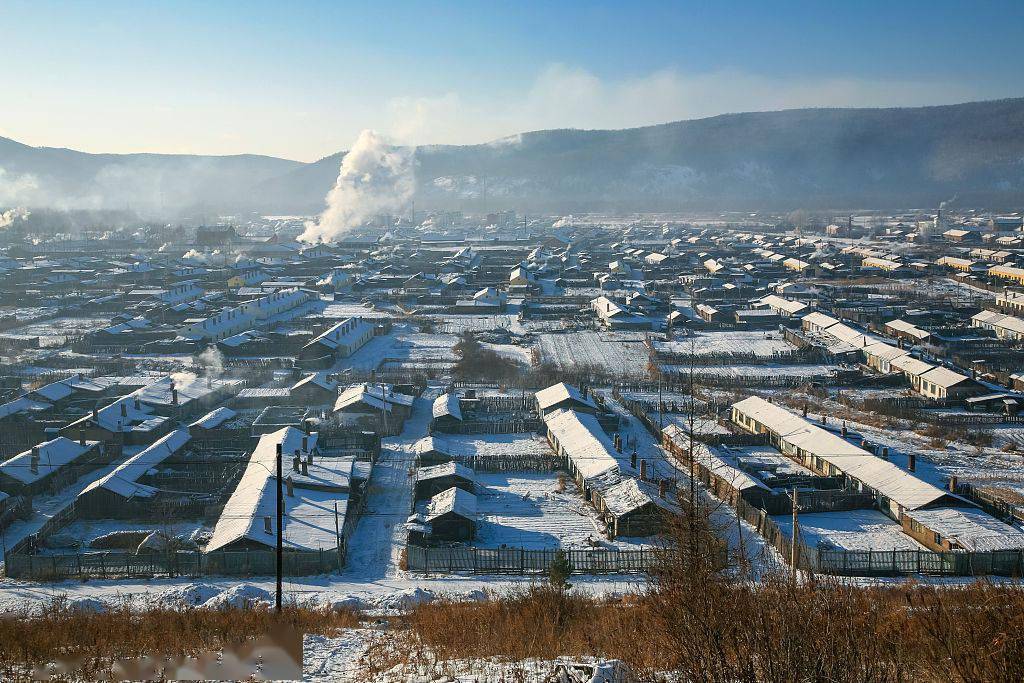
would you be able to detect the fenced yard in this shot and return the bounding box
[405,545,660,574]
[5,547,342,581]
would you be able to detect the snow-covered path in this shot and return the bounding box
[599,392,785,577]
[341,387,439,580]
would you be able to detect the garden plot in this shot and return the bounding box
[6,316,111,347]
[321,302,394,320]
[38,519,210,555]
[433,314,523,335]
[654,331,796,358]
[772,509,927,552]
[536,331,650,378]
[659,363,838,379]
[425,433,552,460]
[474,472,651,550]
[380,332,459,372]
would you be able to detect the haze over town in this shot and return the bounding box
[2,1,1024,681]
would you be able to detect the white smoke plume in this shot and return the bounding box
[0,207,30,229]
[196,345,226,378]
[299,129,415,243]
[552,215,573,228]
[182,249,221,264]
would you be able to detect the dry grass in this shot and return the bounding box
[0,598,359,680]
[391,577,1024,683]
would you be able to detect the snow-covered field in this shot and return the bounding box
[659,363,837,378]
[537,331,650,377]
[772,509,927,552]
[475,472,650,550]
[654,331,796,357]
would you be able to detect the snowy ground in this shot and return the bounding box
[474,472,650,550]
[5,315,111,347]
[654,331,796,357]
[659,363,838,379]
[537,331,650,378]
[771,509,927,552]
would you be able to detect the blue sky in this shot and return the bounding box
[3,0,1022,160]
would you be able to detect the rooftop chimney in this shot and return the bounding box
[630,451,637,469]
[79,429,86,447]
[302,435,308,452]
[134,396,141,410]
[301,460,308,476]
[908,452,916,472]
[292,454,301,472]
[92,405,98,421]
[949,475,958,492]
[171,388,178,405]
[659,479,668,499]
[120,402,127,417]
[286,476,294,497]
[264,516,272,534]
[640,460,648,481]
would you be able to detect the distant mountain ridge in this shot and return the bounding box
[3,98,1024,215]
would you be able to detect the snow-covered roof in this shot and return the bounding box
[190,406,238,430]
[432,392,462,421]
[918,366,971,389]
[206,426,345,552]
[334,384,415,413]
[0,437,99,485]
[302,317,372,351]
[600,477,678,517]
[426,486,476,521]
[82,429,191,500]
[543,408,620,481]
[906,507,1024,551]
[731,397,956,511]
[536,382,598,412]
[416,461,474,483]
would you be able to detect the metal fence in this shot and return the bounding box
[405,545,660,574]
[5,547,341,581]
[813,548,1024,577]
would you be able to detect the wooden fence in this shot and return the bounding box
[5,547,339,581]
[405,545,661,574]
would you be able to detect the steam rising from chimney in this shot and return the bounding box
[299,129,415,244]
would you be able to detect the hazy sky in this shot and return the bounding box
[3,0,1023,161]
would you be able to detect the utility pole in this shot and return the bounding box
[276,441,283,613]
[791,486,799,583]
[334,501,343,572]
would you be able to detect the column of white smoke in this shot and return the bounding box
[299,129,415,243]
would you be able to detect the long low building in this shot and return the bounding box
[730,396,965,521]
[205,426,349,553]
[543,408,621,496]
